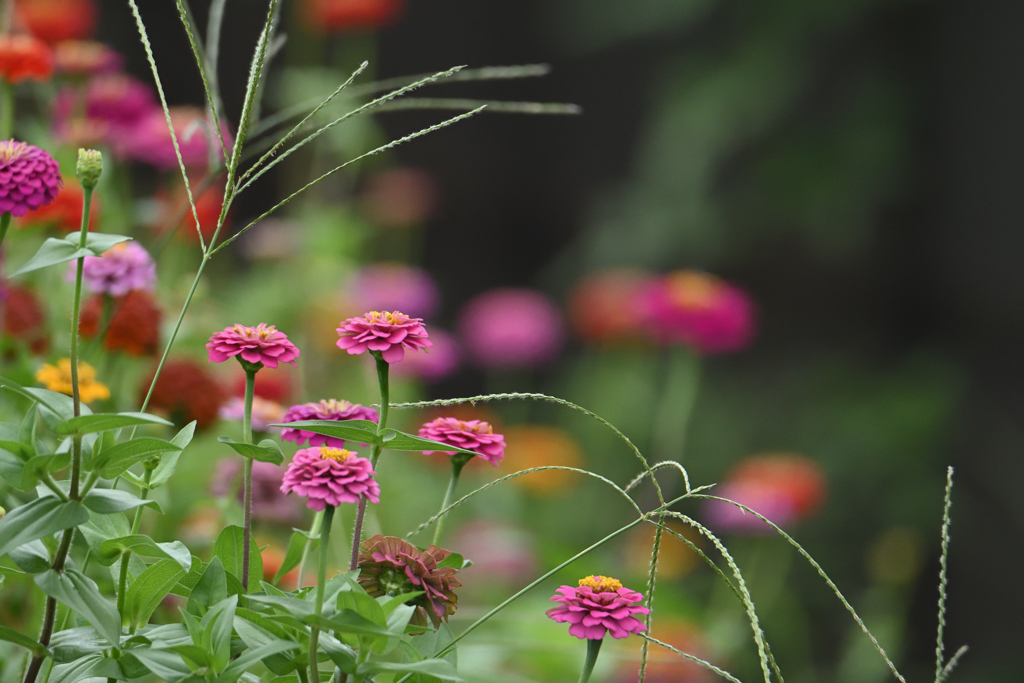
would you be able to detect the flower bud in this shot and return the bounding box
[76,148,102,189]
[0,504,6,519]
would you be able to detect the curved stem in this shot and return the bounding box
[432,456,468,547]
[241,368,256,592]
[577,638,603,683]
[309,505,335,683]
[350,354,389,569]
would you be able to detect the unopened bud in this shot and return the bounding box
[0,504,5,519]
[76,148,103,189]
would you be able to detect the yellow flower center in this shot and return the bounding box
[0,140,27,162]
[320,447,356,462]
[665,271,723,311]
[365,310,407,324]
[578,575,623,593]
[233,323,278,340]
[319,398,354,413]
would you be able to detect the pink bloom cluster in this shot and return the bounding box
[348,263,439,319]
[458,288,563,370]
[74,242,156,296]
[336,310,431,363]
[280,446,380,511]
[280,398,379,448]
[0,140,61,217]
[207,323,300,369]
[547,575,650,640]
[418,417,506,466]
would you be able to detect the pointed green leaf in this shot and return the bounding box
[274,529,314,584]
[267,419,381,446]
[0,379,92,429]
[379,429,479,457]
[188,557,228,615]
[122,648,191,682]
[98,534,191,570]
[217,436,284,464]
[10,238,91,277]
[0,498,89,557]
[202,595,238,672]
[49,654,123,683]
[67,231,133,253]
[356,659,463,681]
[149,421,196,488]
[36,568,121,646]
[0,625,49,655]
[49,626,107,662]
[55,411,172,436]
[125,558,187,629]
[10,539,50,573]
[88,437,182,478]
[213,525,262,591]
[305,611,393,638]
[82,488,161,515]
[215,641,299,683]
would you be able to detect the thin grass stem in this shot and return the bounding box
[934,466,955,681]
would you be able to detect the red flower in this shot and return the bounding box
[3,285,48,354]
[0,35,52,83]
[79,291,161,356]
[301,0,405,33]
[16,0,96,43]
[142,359,225,429]
[17,179,99,232]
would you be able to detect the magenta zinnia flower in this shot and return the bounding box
[348,263,440,319]
[71,242,156,297]
[121,106,232,169]
[207,323,300,369]
[357,535,462,628]
[418,417,506,466]
[281,446,380,511]
[336,310,431,363]
[547,575,650,640]
[280,398,379,449]
[641,270,756,355]
[457,288,564,370]
[0,140,62,217]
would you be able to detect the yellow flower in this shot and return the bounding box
[35,358,110,403]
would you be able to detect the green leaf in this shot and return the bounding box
[10,539,50,573]
[11,238,91,277]
[380,429,480,457]
[188,557,228,615]
[55,411,172,436]
[378,591,424,617]
[68,231,133,253]
[435,552,466,569]
[305,611,393,638]
[49,654,122,683]
[320,633,357,673]
[274,529,314,584]
[267,419,381,446]
[125,558,187,629]
[218,436,284,464]
[98,534,192,570]
[36,568,121,646]
[0,624,49,655]
[233,612,299,676]
[213,525,262,592]
[0,379,90,429]
[337,589,388,628]
[49,626,108,662]
[356,659,463,682]
[24,451,71,479]
[82,488,161,514]
[201,595,238,672]
[149,421,196,488]
[215,641,299,683]
[0,449,30,490]
[0,422,29,459]
[88,437,182,478]
[122,648,191,682]
[0,498,89,557]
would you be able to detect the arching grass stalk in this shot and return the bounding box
[350,353,389,570]
[432,453,471,546]
[240,366,257,592]
[23,150,101,683]
[309,505,336,683]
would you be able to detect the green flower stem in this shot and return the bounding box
[349,353,389,570]
[297,509,324,588]
[0,80,13,140]
[116,553,130,622]
[432,455,469,547]
[22,185,96,683]
[241,367,257,592]
[0,212,10,257]
[129,468,153,535]
[577,638,604,683]
[309,505,335,683]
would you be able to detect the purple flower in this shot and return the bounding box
[547,575,650,640]
[457,288,564,370]
[417,417,505,466]
[207,323,300,369]
[280,446,380,511]
[390,328,460,382]
[348,263,440,319]
[280,399,379,449]
[71,242,156,297]
[336,311,431,363]
[0,140,62,217]
[211,458,302,525]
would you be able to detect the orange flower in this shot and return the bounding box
[156,180,226,244]
[0,34,53,83]
[260,543,299,590]
[142,359,225,429]
[79,291,161,356]
[18,179,99,231]
[567,269,654,345]
[53,40,119,76]
[729,453,826,517]
[500,425,582,495]
[301,0,405,33]
[16,0,96,43]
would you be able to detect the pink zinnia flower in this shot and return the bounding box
[280,446,380,511]
[347,263,440,319]
[390,328,460,382]
[218,395,285,432]
[206,323,300,369]
[336,310,431,363]
[547,575,650,640]
[121,105,231,169]
[0,140,61,217]
[642,270,756,355]
[71,242,156,297]
[280,398,379,448]
[457,288,564,370]
[417,417,505,466]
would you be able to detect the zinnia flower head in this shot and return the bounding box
[218,395,285,432]
[142,359,225,429]
[18,179,99,231]
[36,358,109,403]
[642,270,756,355]
[121,105,231,169]
[79,290,161,356]
[357,535,461,628]
[336,310,431,363]
[0,34,53,83]
[72,241,156,297]
[390,327,460,383]
[207,323,300,370]
[458,288,564,370]
[212,458,301,525]
[301,0,406,34]
[280,446,380,511]
[347,263,439,319]
[16,0,96,43]
[53,40,119,76]
[0,140,61,217]
[547,575,650,640]
[568,269,655,345]
[703,453,826,535]
[417,417,505,466]
[3,284,48,354]
[280,399,379,448]
[85,73,156,136]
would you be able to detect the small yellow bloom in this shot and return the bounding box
[36,358,110,403]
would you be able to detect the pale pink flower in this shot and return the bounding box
[206,323,300,369]
[458,288,563,370]
[336,310,431,363]
[417,417,505,466]
[72,242,156,297]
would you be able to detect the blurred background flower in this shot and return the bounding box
[458,288,564,370]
